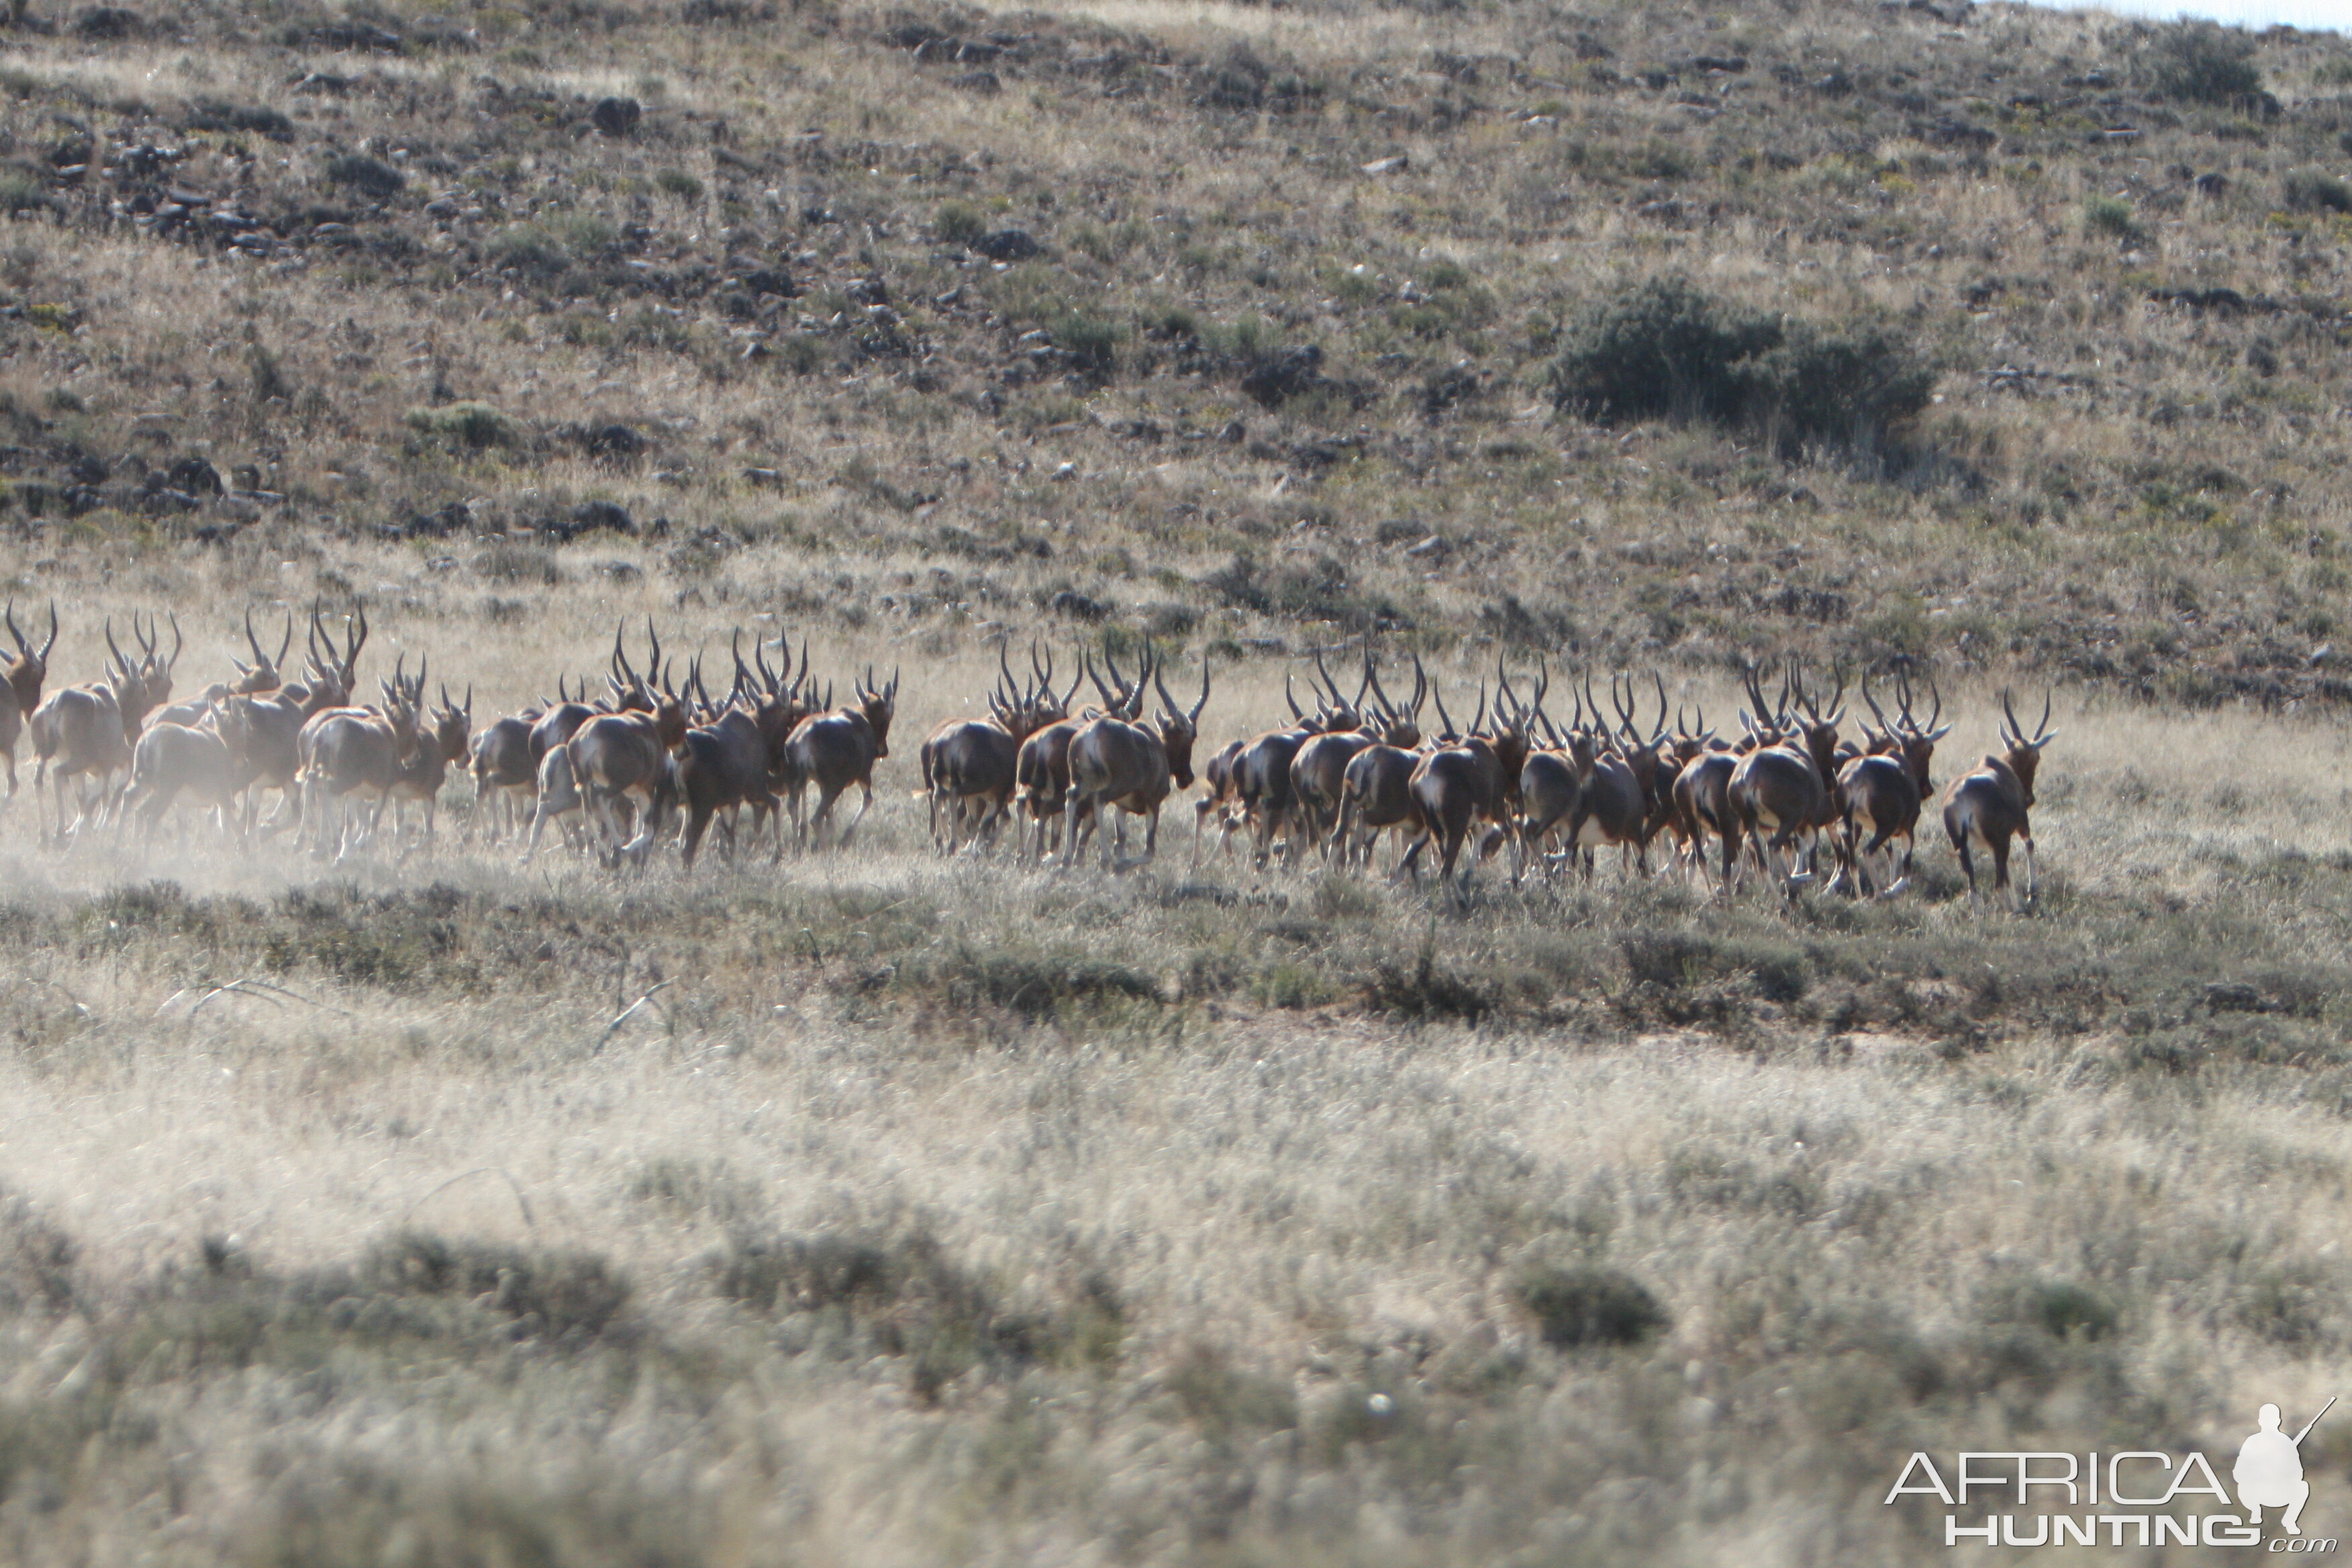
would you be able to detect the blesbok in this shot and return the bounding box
[1283,648,1376,852]
[1295,652,1427,861]
[1064,652,1208,870]
[1943,689,2056,908]
[1191,738,1247,867]
[119,696,252,844]
[922,642,1070,855]
[782,665,899,850]
[386,683,473,847]
[229,609,295,695]
[567,625,691,867]
[32,618,171,842]
[677,634,803,869]
[1728,665,1843,889]
[1393,683,1496,900]
[240,604,369,836]
[297,658,424,860]
[1514,699,1590,882]
[1558,677,1665,881]
[468,706,542,844]
[0,601,58,796]
[1232,673,1328,869]
[1675,683,1773,894]
[1018,651,1133,861]
[1834,673,1950,897]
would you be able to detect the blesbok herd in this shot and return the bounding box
[0,601,2060,908]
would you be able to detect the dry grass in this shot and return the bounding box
[1,0,2352,1557]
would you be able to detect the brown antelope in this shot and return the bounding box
[1834,672,1950,897]
[568,625,690,867]
[229,609,295,695]
[0,601,57,797]
[242,604,368,836]
[1394,682,1498,900]
[33,616,175,842]
[119,695,252,844]
[469,705,543,844]
[1514,695,1589,882]
[677,633,803,869]
[1018,650,1135,862]
[1191,738,1247,867]
[1295,651,1430,864]
[921,642,1069,855]
[783,665,898,850]
[297,656,424,860]
[1064,651,1208,870]
[1728,665,1843,890]
[1559,677,1666,881]
[1943,689,2055,908]
[1285,648,1378,852]
[1330,662,1434,873]
[386,682,473,848]
[1677,675,1789,893]
[1232,673,1330,869]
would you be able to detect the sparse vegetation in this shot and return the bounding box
[5,0,2352,1558]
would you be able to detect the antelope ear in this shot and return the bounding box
[1928,722,1953,741]
[2031,730,2059,748]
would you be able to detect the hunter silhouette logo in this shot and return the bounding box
[2239,1399,2335,1537]
[1885,1398,2338,1549]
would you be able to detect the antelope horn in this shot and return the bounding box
[244,607,266,667]
[1191,655,1210,724]
[1284,673,1304,721]
[1430,679,1455,740]
[1153,656,1177,717]
[1471,681,1488,736]
[3,601,21,657]
[104,619,126,676]
[275,614,293,671]
[38,602,56,661]
[1863,675,1892,735]
[1409,652,1428,712]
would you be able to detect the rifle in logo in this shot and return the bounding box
[2237,1397,2335,1536]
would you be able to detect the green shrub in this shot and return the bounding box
[2284,169,2352,213]
[2150,21,2263,106]
[654,169,703,203]
[406,401,522,449]
[1513,1265,1669,1348]
[1549,278,1930,456]
[934,200,987,246]
[2083,195,2147,244]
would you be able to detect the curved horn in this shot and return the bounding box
[1429,678,1455,741]
[38,602,56,662]
[1191,655,1210,724]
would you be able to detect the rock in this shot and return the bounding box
[140,488,201,515]
[1048,589,1109,622]
[949,70,1001,94]
[592,97,642,137]
[565,500,636,538]
[741,266,795,297]
[167,454,224,495]
[742,467,783,488]
[1361,155,1409,175]
[1404,534,1449,559]
[971,228,1042,262]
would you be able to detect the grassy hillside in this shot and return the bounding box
[6,0,2352,701]
[6,0,2352,1563]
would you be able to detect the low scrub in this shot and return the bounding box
[1550,278,1932,457]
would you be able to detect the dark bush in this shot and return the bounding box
[2284,169,2352,213]
[325,154,405,201]
[2150,21,2263,107]
[362,1231,632,1338]
[1514,1265,1669,1348]
[1551,278,1931,456]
